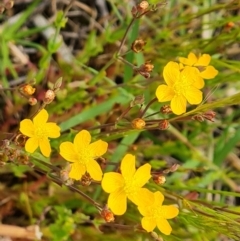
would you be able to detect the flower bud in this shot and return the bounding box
[28,97,37,106]
[44,90,55,104]
[131,118,146,130]
[158,120,169,130]
[153,175,166,185]
[80,173,92,186]
[20,84,35,96]
[160,105,172,114]
[134,61,154,79]
[101,206,115,223]
[131,39,146,53]
[5,0,14,9]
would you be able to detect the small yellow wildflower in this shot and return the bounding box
[138,190,179,235]
[59,130,108,181]
[101,154,151,215]
[19,109,61,157]
[179,52,218,79]
[156,61,204,115]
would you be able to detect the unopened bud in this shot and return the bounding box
[158,119,169,130]
[160,105,172,114]
[44,90,55,104]
[5,0,14,9]
[202,111,216,122]
[192,111,216,122]
[141,61,154,72]
[20,84,35,96]
[101,206,115,223]
[131,1,149,18]
[131,118,146,130]
[138,1,149,11]
[28,97,37,106]
[153,175,166,185]
[131,39,146,53]
[80,173,92,186]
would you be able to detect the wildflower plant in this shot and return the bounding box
[1,1,240,241]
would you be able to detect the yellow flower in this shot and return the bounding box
[138,190,179,235]
[156,61,204,115]
[101,154,151,215]
[19,109,61,157]
[59,130,108,181]
[179,52,218,79]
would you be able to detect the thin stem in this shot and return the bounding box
[139,98,158,118]
[117,56,136,68]
[116,18,135,56]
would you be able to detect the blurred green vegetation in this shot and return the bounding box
[0,0,240,240]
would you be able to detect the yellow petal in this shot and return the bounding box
[170,95,187,115]
[74,130,91,148]
[200,66,218,79]
[163,61,180,86]
[20,119,35,137]
[86,159,103,181]
[45,123,61,138]
[184,87,202,105]
[181,66,205,89]
[39,137,51,157]
[179,52,197,66]
[33,109,48,125]
[108,189,127,215]
[133,163,151,188]
[156,85,175,102]
[121,154,136,179]
[102,172,124,193]
[187,52,198,65]
[25,137,38,153]
[153,191,164,206]
[60,142,78,162]
[161,205,179,219]
[89,140,108,158]
[131,188,153,207]
[141,217,156,232]
[195,54,211,66]
[69,162,86,180]
[156,218,172,235]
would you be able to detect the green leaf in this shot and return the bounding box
[214,128,240,166]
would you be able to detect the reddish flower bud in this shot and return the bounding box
[158,120,169,130]
[160,105,172,114]
[28,97,37,106]
[101,206,115,223]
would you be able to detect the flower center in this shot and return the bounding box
[173,74,189,96]
[150,206,165,219]
[77,149,91,164]
[123,177,138,195]
[35,125,48,139]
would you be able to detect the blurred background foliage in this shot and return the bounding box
[0,0,240,240]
